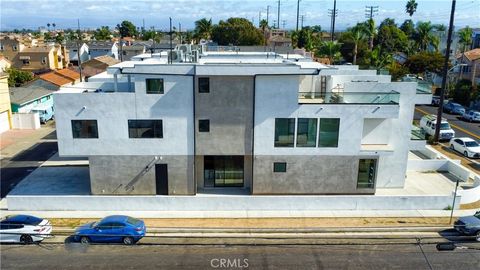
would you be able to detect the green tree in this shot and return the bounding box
[316,41,342,64]
[194,18,213,41]
[406,0,418,17]
[400,19,415,38]
[211,18,264,46]
[44,32,52,41]
[259,19,269,31]
[365,47,393,69]
[6,68,34,87]
[343,26,366,65]
[415,21,435,51]
[405,52,445,75]
[116,20,137,38]
[377,19,408,54]
[94,26,112,41]
[142,30,163,43]
[458,26,473,78]
[451,79,475,106]
[55,32,65,44]
[296,27,315,50]
[362,19,376,50]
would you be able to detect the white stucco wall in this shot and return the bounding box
[55,74,194,156]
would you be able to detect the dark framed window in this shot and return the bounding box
[198,77,210,93]
[146,78,164,94]
[274,118,295,147]
[296,118,317,147]
[22,59,30,65]
[71,120,98,138]
[128,120,163,138]
[319,118,340,147]
[273,162,287,173]
[357,159,377,189]
[199,119,210,132]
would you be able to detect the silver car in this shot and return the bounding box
[0,215,52,244]
[463,110,480,122]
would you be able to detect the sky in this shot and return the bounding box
[0,0,479,31]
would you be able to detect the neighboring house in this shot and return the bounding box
[81,55,120,80]
[87,41,119,60]
[54,46,431,196]
[456,48,480,84]
[120,45,146,61]
[9,86,53,113]
[38,69,80,88]
[65,42,89,66]
[472,28,480,49]
[0,56,12,71]
[268,35,292,47]
[0,73,12,133]
[0,36,25,61]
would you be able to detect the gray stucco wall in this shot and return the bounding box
[89,155,194,195]
[252,155,375,195]
[195,76,254,156]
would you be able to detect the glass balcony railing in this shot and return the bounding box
[416,81,433,94]
[298,91,400,104]
[411,125,426,140]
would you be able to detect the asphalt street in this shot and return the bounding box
[1,243,479,270]
[414,105,480,140]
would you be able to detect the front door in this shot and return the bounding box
[155,164,168,195]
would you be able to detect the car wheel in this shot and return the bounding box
[80,236,90,244]
[123,236,134,245]
[20,234,33,245]
[464,151,469,157]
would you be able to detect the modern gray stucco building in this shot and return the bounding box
[54,46,432,196]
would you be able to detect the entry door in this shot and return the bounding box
[155,164,168,195]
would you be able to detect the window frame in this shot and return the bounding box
[296,118,318,147]
[128,119,163,139]
[71,120,99,139]
[356,159,377,189]
[198,119,210,132]
[274,118,296,147]
[145,78,164,94]
[198,77,210,93]
[273,162,287,173]
[318,118,340,148]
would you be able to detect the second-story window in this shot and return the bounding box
[22,59,30,65]
[71,120,98,139]
[42,57,47,64]
[318,118,340,147]
[198,77,210,93]
[128,120,163,138]
[296,118,317,147]
[274,118,295,147]
[146,78,164,94]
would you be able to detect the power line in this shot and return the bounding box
[277,0,281,29]
[365,5,379,20]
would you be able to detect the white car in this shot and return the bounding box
[0,215,52,244]
[450,137,480,158]
[463,110,480,122]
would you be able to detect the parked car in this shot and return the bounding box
[419,114,455,141]
[74,215,146,245]
[0,215,52,244]
[443,101,466,115]
[31,106,54,124]
[454,211,480,241]
[462,110,480,122]
[431,96,441,106]
[449,137,480,158]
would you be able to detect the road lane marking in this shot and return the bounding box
[414,107,480,140]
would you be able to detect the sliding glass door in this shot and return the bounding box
[204,156,244,187]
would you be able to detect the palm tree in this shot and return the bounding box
[362,19,376,51]
[415,21,434,51]
[47,23,51,31]
[345,26,365,65]
[52,23,56,31]
[406,0,418,17]
[458,26,473,78]
[316,41,342,64]
[259,19,268,32]
[194,18,213,41]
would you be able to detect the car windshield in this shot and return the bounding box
[465,141,479,147]
[440,123,451,130]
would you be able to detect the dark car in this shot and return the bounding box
[454,211,480,241]
[443,101,466,115]
[74,215,146,245]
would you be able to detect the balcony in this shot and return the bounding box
[410,124,427,151]
[298,91,400,105]
[416,81,433,94]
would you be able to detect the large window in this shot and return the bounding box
[319,118,340,147]
[296,118,317,147]
[204,156,244,187]
[146,78,164,94]
[71,120,98,139]
[198,77,210,93]
[357,159,377,189]
[128,120,163,138]
[274,118,295,147]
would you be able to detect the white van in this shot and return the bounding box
[419,114,455,141]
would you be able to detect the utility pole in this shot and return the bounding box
[296,0,300,31]
[365,5,379,20]
[267,5,270,26]
[76,18,83,82]
[142,18,145,32]
[300,15,305,29]
[328,0,338,41]
[282,20,286,30]
[179,23,182,44]
[434,0,456,143]
[259,11,262,27]
[169,17,173,64]
[277,0,281,29]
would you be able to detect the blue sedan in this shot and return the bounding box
[74,215,146,245]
